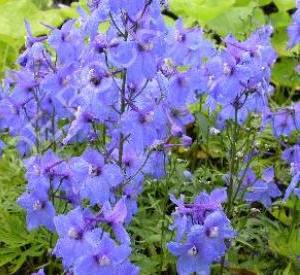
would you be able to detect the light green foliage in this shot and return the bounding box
[0,210,51,274]
[0,145,24,210]
[207,3,265,39]
[272,57,300,88]
[0,146,51,274]
[169,0,236,25]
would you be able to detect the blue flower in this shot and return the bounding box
[79,148,123,205]
[53,208,94,267]
[48,20,83,64]
[244,167,281,207]
[284,172,300,201]
[168,225,211,275]
[168,189,234,274]
[17,188,55,231]
[102,198,130,244]
[73,231,132,275]
[287,7,300,48]
[169,211,235,275]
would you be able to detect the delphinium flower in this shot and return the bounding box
[265,103,300,137]
[287,0,300,49]
[205,26,277,129]
[168,188,235,274]
[0,0,220,273]
[73,231,136,275]
[244,167,281,208]
[53,203,134,273]
[17,187,56,231]
[282,145,300,200]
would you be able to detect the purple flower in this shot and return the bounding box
[102,198,130,244]
[168,211,234,275]
[17,188,55,231]
[282,145,300,164]
[166,19,215,66]
[108,0,146,18]
[78,148,123,205]
[53,208,94,267]
[168,225,211,275]
[287,6,300,48]
[284,172,300,201]
[73,231,132,275]
[2,1,287,274]
[244,167,281,207]
[169,188,230,245]
[48,20,83,64]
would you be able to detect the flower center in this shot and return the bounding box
[97,255,111,266]
[68,227,82,240]
[138,111,154,124]
[89,68,102,87]
[33,200,44,210]
[207,226,219,238]
[89,165,102,177]
[187,245,198,256]
[137,42,154,52]
[223,62,232,75]
[175,31,186,42]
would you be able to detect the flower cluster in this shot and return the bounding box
[242,167,282,208]
[267,0,300,202]
[205,26,277,128]
[168,188,235,274]
[0,0,299,274]
[0,0,219,274]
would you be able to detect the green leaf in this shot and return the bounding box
[169,0,236,26]
[258,0,273,5]
[0,37,18,75]
[206,4,265,38]
[273,0,295,11]
[272,57,300,87]
[0,0,77,39]
[283,262,293,275]
[270,11,291,28]
[0,210,51,273]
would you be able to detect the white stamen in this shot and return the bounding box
[208,226,219,238]
[98,255,111,266]
[33,200,43,210]
[223,63,231,75]
[68,227,80,239]
[187,245,198,256]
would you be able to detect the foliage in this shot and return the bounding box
[0,145,53,274]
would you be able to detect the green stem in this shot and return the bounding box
[118,70,127,166]
[221,107,239,275]
[159,154,172,273]
[226,107,239,216]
